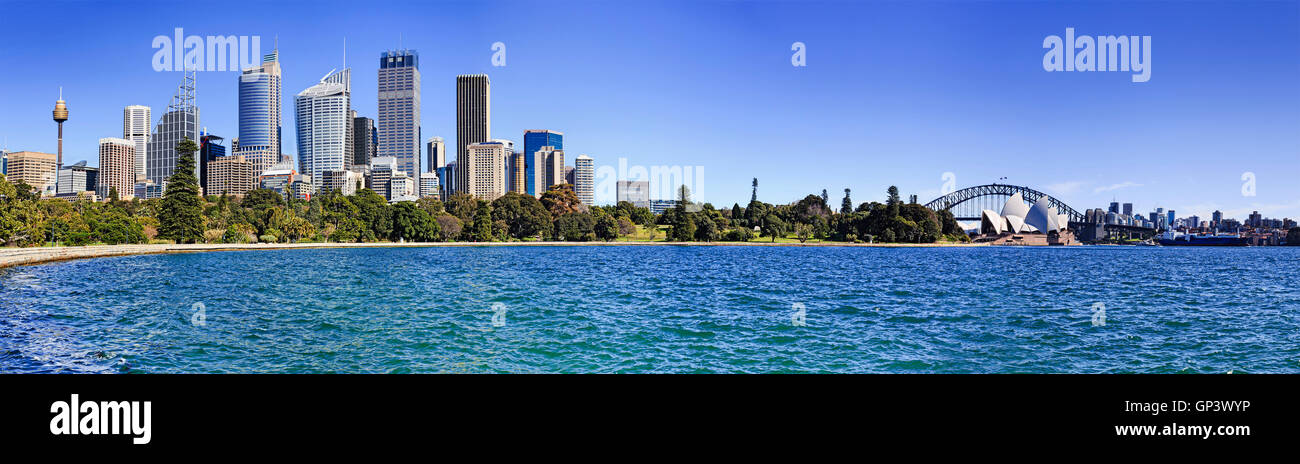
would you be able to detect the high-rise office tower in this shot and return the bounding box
[463,141,507,201]
[1122,203,1133,217]
[455,74,490,194]
[207,155,255,197]
[352,114,376,167]
[426,136,445,173]
[57,161,97,196]
[296,68,351,183]
[97,138,135,199]
[123,105,151,181]
[237,50,282,175]
[379,50,421,178]
[574,154,594,206]
[523,129,562,197]
[52,89,69,184]
[146,71,200,187]
[1108,201,1119,214]
[5,151,58,194]
[508,151,525,194]
[534,146,565,192]
[419,171,440,199]
[368,156,400,201]
[199,133,227,194]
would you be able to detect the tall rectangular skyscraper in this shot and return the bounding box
[455,74,490,195]
[123,105,150,181]
[146,73,199,187]
[574,154,594,206]
[379,50,421,178]
[296,68,351,183]
[237,50,282,175]
[426,136,445,173]
[352,115,376,167]
[523,129,562,197]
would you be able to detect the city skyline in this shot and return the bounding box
[0,0,1296,221]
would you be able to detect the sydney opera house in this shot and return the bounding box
[977,193,1077,245]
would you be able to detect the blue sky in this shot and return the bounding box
[1,0,1297,221]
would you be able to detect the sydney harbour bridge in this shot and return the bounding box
[923,184,1084,223]
[923,183,1154,240]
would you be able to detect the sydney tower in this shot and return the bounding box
[52,88,69,179]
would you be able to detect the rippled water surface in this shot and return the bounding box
[2,245,1298,373]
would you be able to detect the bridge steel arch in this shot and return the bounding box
[924,184,1084,223]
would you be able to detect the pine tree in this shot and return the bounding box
[158,138,204,243]
[750,178,758,203]
[841,188,852,214]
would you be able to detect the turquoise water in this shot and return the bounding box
[2,246,1298,373]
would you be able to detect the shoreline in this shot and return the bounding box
[0,240,985,269]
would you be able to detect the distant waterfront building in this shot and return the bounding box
[508,151,525,194]
[455,74,490,194]
[5,151,58,193]
[419,171,440,199]
[146,73,200,187]
[617,180,651,208]
[533,146,565,193]
[389,174,417,203]
[574,155,594,206]
[100,139,137,197]
[463,141,507,201]
[439,162,455,200]
[1168,210,1176,228]
[296,68,352,183]
[1,150,7,176]
[1108,201,1119,214]
[351,114,376,168]
[1122,203,1133,217]
[523,129,562,196]
[199,133,227,194]
[260,159,312,201]
[649,199,678,215]
[1212,210,1223,228]
[237,50,283,175]
[565,166,575,188]
[57,161,98,197]
[369,156,399,201]
[379,50,422,178]
[206,155,255,197]
[123,105,151,181]
[134,180,163,199]
[318,168,364,196]
[426,137,445,173]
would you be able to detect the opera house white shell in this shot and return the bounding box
[980,192,1069,234]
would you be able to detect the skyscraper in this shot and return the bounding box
[146,72,200,187]
[523,129,562,196]
[379,50,421,178]
[207,155,254,197]
[1122,203,1133,217]
[123,105,151,181]
[5,151,58,193]
[57,162,97,196]
[237,50,282,175]
[535,146,565,192]
[508,151,525,194]
[574,154,594,206]
[296,68,351,183]
[464,141,507,201]
[426,136,445,173]
[352,114,376,167]
[455,74,490,195]
[98,138,135,199]
[200,133,227,194]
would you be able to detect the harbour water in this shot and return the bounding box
[1,245,1297,373]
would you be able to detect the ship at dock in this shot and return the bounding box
[1157,230,1249,246]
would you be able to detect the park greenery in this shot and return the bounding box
[0,139,969,247]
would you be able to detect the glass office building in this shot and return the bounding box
[523,130,562,197]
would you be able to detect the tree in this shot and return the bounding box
[351,189,393,241]
[693,213,717,242]
[886,185,902,218]
[617,216,636,237]
[540,184,585,217]
[841,188,852,214]
[435,214,463,242]
[469,202,494,241]
[158,138,204,243]
[794,223,813,243]
[750,178,758,203]
[595,214,619,241]
[108,187,121,203]
[392,202,438,242]
[555,212,596,241]
[821,189,829,207]
[761,214,787,242]
[491,192,552,240]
